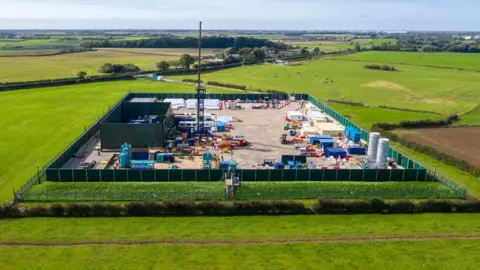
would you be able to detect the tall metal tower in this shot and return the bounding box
[196,21,207,135]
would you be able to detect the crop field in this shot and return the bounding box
[0,49,196,82]
[1,215,480,269]
[0,80,236,202]
[0,49,64,56]
[283,40,353,52]
[328,103,443,129]
[22,182,225,201]
[97,48,220,57]
[0,37,149,49]
[173,59,480,114]
[393,127,480,168]
[235,182,460,200]
[333,51,480,71]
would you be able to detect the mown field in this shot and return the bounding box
[173,59,480,114]
[1,215,480,269]
[459,106,480,126]
[0,37,149,49]
[235,181,459,200]
[328,103,443,129]
[0,48,215,82]
[0,80,236,202]
[334,51,480,71]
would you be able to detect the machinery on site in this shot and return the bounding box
[280,134,295,144]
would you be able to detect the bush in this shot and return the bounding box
[270,201,308,215]
[91,203,108,217]
[313,199,345,214]
[66,204,91,217]
[125,202,147,217]
[453,200,480,213]
[162,201,197,216]
[386,200,416,214]
[0,204,22,218]
[49,204,65,217]
[371,198,387,213]
[207,81,247,90]
[418,200,454,213]
[182,79,203,84]
[365,64,397,71]
[196,201,234,216]
[328,99,366,107]
[26,206,51,217]
[104,204,124,217]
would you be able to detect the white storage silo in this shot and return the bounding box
[367,132,380,163]
[376,138,390,169]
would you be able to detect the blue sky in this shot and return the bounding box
[0,0,479,31]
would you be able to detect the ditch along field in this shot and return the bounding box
[1,215,480,269]
[393,127,480,168]
[172,58,480,115]
[0,80,238,202]
[0,48,217,82]
[20,181,460,202]
[333,51,480,72]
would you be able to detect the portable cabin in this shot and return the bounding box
[301,126,320,137]
[315,123,344,137]
[286,111,303,121]
[308,135,333,145]
[348,146,366,155]
[345,127,361,143]
[318,138,336,149]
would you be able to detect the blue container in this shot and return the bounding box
[324,148,347,159]
[307,162,317,169]
[309,135,332,145]
[156,154,165,163]
[119,152,129,168]
[348,147,366,155]
[345,127,361,143]
[319,138,336,149]
[203,153,213,161]
[132,152,149,160]
[274,162,285,169]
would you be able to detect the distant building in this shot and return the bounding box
[204,58,224,64]
[462,36,473,40]
[474,35,480,40]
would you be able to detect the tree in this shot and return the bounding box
[253,47,266,61]
[98,63,114,74]
[223,47,237,57]
[238,47,253,56]
[312,47,321,56]
[300,47,310,56]
[179,54,195,69]
[243,51,258,65]
[223,55,241,65]
[77,71,87,79]
[156,60,170,71]
[354,42,362,52]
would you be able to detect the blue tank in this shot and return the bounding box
[119,152,129,168]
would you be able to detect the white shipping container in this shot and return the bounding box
[287,111,303,121]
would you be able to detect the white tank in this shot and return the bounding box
[367,132,380,163]
[376,138,390,169]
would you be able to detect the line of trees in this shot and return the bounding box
[364,64,398,71]
[98,63,140,74]
[372,37,480,53]
[81,36,288,50]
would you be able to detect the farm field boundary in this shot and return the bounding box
[2,234,480,246]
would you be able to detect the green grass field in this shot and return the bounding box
[173,60,480,114]
[458,106,480,126]
[0,80,235,202]
[328,103,443,129]
[22,182,225,201]
[1,240,479,270]
[0,37,149,49]
[235,181,459,200]
[334,51,480,71]
[0,48,215,82]
[1,215,480,269]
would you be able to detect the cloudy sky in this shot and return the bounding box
[0,0,479,30]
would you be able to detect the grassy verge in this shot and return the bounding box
[1,240,479,270]
[235,182,460,200]
[22,182,225,201]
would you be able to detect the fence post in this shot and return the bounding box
[389,169,392,182]
[376,169,379,182]
[402,169,405,182]
[72,170,75,182]
[309,169,311,181]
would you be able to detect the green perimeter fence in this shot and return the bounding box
[14,93,468,201]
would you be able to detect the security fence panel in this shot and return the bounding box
[141,170,155,182]
[182,170,196,182]
[86,169,101,182]
[310,169,323,181]
[350,170,364,181]
[416,169,427,181]
[256,170,270,181]
[114,170,128,182]
[403,169,418,181]
[296,170,309,181]
[169,170,182,182]
[407,159,415,169]
[59,170,74,182]
[323,170,337,181]
[196,170,209,181]
[100,170,114,182]
[210,170,224,181]
[390,169,405,182]
[269,170,283,181]
[364,170,378,182]
[73,170,87,182]
[155,170,169,182]
[377,169,391,182]
[240,170,256,182]
[128,170,141,182]
[337,170,350,181]
[282,169,296,181]
[46,169,60,182]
